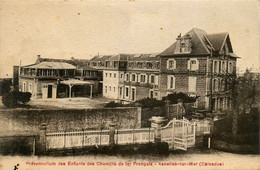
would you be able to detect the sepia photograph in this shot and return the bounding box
[0,0,259,169]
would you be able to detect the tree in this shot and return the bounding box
[2,91,32,108]
[162,92,198,104]
[0,79,12,95]
[226,69,258,136]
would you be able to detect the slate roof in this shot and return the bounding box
[106,54,128,61]
[127,53,160,61]
[205,32,228,52]
[159,28,235,57]
[24,62,76,69]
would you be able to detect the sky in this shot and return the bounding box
[0,0,259,76]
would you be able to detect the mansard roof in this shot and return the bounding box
[159,28,236,57]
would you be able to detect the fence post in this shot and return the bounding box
[36,123,47,155]
[149,116,166,143]
[107,120,117,147]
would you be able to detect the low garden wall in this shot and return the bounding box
[0,107,142,135]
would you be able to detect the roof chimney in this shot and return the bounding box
[37,55,41,59]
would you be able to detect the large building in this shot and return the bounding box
[159,28,238,110]
[18,28,238,111]
[19,56,102,99]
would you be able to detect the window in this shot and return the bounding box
[105,73,108,77]
[188,76,197,92]
[213,79,218,91]
[114,73,116,78]
[188,59,199,70]
[120,73,124,79]
[109,86,111,91]
[140,74,146,83]
[114,87,115,92]
[219,61,222,73]
[167,75,175,89]
[150,75,155,84]
[23,82,26,92]
[105,86,107,93]
[132,74,136,82]
[109,73,112,77]
[214,60,218,73]
[167,59,176,70]
[29,83,32,93]
[228,62,232,73]
[125,87,129,97]
[222,61,226,73]
[126,73,129,81]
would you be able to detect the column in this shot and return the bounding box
[149,116,166,143]
[107,120,117,147]
[69,84,73,100]
[36,123,47,155]
[90,85,93,99]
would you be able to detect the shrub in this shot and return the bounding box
[135,97,165,108]
[162,92,197,104]
[104,101,134,108]
[1,91,31,108]
[213,111,259,145]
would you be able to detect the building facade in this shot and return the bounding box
[159,28,238,110]
[19,56,102,99]
[18,28,238,111]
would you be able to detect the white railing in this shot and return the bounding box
[115,128,154,145]
[46,128,155,150]
[46,130,110,149]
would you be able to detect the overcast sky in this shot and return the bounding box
[0,0,259,76]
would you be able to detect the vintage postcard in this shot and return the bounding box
[0,0,259,170]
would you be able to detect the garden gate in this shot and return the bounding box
[161,118,196,151]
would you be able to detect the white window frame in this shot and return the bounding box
[131,86,136,101]
[188,58,199,71]
[140,74,147,83]
[149,74,155,84]
[120,73,124,79]
[167,59,176,70]
[23,82,26,92]
[131,73,137,82]
[125,86,129,98]
[125,73,129,81]
[29,83,32,93]
[167,75,175,90]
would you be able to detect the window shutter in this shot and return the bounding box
[173,76,176,89]
[155,75,159,85]
[167,60,169,69]
[196,59,199,70]
[174,60,177,69]
[187,60,191,70]
[124,74,127,81]
[145,75,148,83]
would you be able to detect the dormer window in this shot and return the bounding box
[174,33,192,54]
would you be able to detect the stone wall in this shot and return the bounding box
[0,107,141,135]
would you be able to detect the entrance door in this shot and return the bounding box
[47,85,52,98]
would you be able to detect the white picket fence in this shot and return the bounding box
[46,119,211,151]
[46,130,110,149]
[115,128,155,145]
